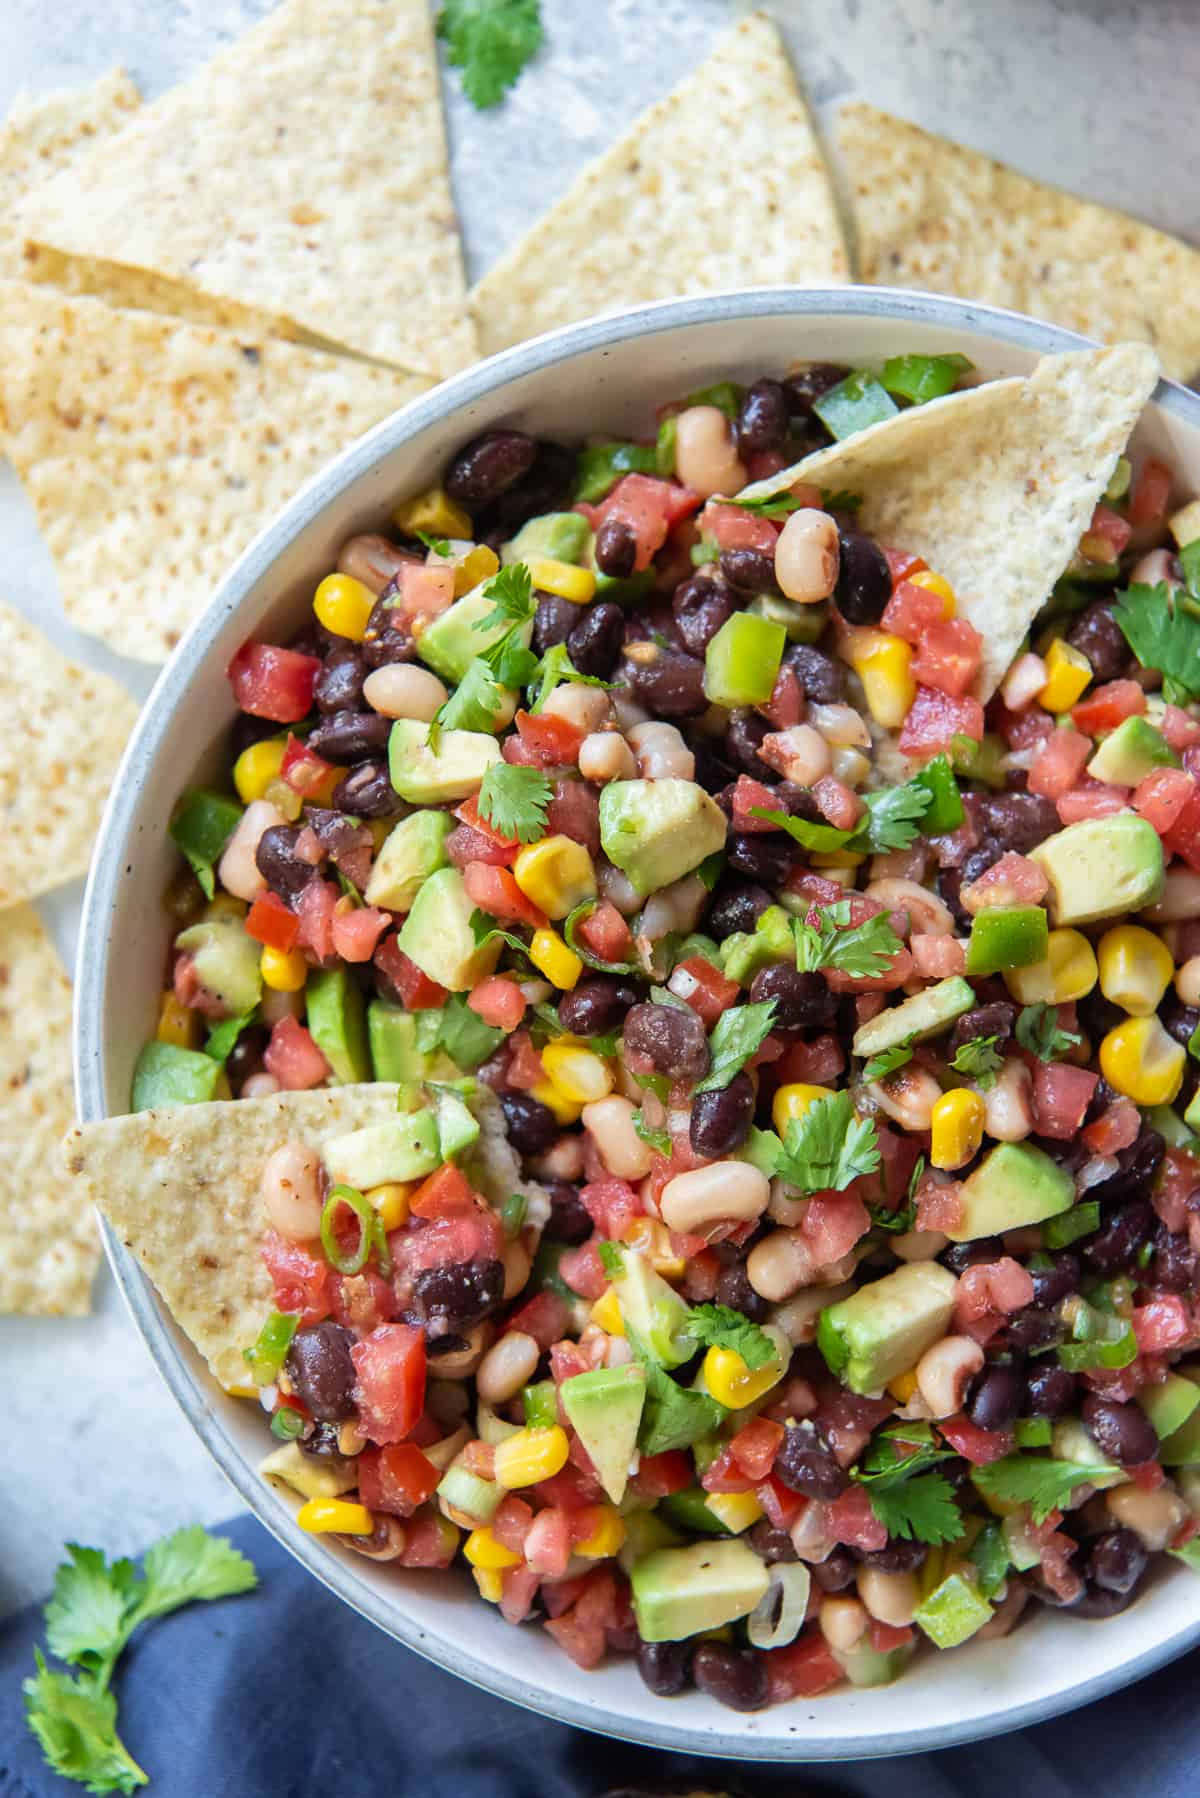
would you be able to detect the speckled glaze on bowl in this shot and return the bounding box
[76,288,1200,1760]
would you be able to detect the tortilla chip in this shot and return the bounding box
[10,0,476,377]
[0,281,432,662]
[837,104,1200,385]
[0,907,97,1315]
[470,14,848,357]
[0,604,139,906]
[0,69,139,278]
[740,344,1159,701]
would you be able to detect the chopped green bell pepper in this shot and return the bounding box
[686,381,742,419]
[1042,1201,1100,1250]
[814,370,898,440]
[880,353,973,406]
[1014,1417,1053,1448]
[914,1572,992,1648]
[573,441,657,505]
[703,612,786,707]
[964,906,1049,976]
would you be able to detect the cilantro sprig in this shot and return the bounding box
[853,1432,965,1546]
[950,1034,1004,1089]
[792,901,903,980]
[972,1454,1118,1524]
[693,999,777,1095]
[860,1038,915,1085]
[476,762,552,842]
[529,642,613,713]
[770,1089,880,1196]
[1015,1004,1082,1063]
[685,1303,776,1371]
[1113,579,1200,704]
[437,0,543,109]
[751,770,940,859]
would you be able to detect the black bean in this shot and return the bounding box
[736,378,790,456]
[784,643,844,703]
[960,843,1003,886]
[937,868,972,934]
[775,1425,848,1500]
[532,594,579,655]
[720,546,780,594]
[541,1179,593,1246]
[1153,1224,1197,1292]
[226,1025,269,1094]
[690,738,739,796]
[974,791,1061,854]
[413,1257,505,1331]
[313,645,367,714]
[726,830,797,885]
[749,1520,799,1562]
[834,530,892,626]
[255,826,315,902]
[811,1548,858,1592]
[567,602,624,678]
[714,1260,770,1323]
[774,782,825,823]
[942,1238,1004,1275]
[725,709,775,778]
[749,963,836,1032]
[444,429,537,505]
[1082,1200,1155,1274]
[622,646,708,718]
[1160,999,1200,1049]
[331,759,403,819]
[636,1639,693,1697]
[1006,1307,1063,1353]
[230,712,279,760]
[671,573,734,657]
[594,517,637,579]
[299,1421,345,1461]
[1089,1528,1149,1596]
[1076,990,1126,1049]
[783,363,851,416]
[482,441,577,537]
[691,1642,769,1713]
[498,1091,560,1156]
[1072,1581,1141,1619]
[623,1001,710,1084]
[1066,603,1132,684]
[967,1363,1024,1431]
[557,976,640,1037]
[1082,1395,1159,1467]
[949,1002,1016,1054]
[857,1537,928,1573]
[690,1072,756,1158]
[285,1323,357,1422]
[306,709,392,764]
[706,879,773,938]
[1028,1251,1080,1309]
[361,600,415,670]
[1024,1363,1078,1417]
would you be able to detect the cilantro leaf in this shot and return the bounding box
[133,1526,257,1621]
[627,1329,726,1455]
[693,999,777,1094]
[856,780,935,852]
[475,561,535,634]
[435,658,506,739]
[437,0,543,109]
[530,641,613,713]
[1113,581,1200,702]
[861,1038,914,1084]
[866,1472,964,1545]
[792,902,902,980]
[686,1303,776,1370]
[729,490,811,520]
[632,1109,671,1157]
[477,762,552,843]
[24,1655,147,1796]
[44,1548,139,1675]
[203,1006,259,1066]
[772,1090,880,1195]
[1015,1003,1082,1063]
[972,1453,1118,1524]
[750,806,853,855]
[469,908,532,962]
[950,1034,1003,1089]
[414,529,451,557]
[435,994,505,1071]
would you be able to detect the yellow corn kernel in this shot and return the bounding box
[453,542,500,598]
[493,1424,571,1489]
[622,1215,686,1280]
[313,572,375,642]
[513,835,597,921]
[528,1077,583,1126]
[366,1182,411,1231]
[1003,927,1098,1006]
[472,1566,505,1603]
[907,568,957,617]
[1097,925,1174,1017]
[156,990,202,1050]
[526,556,597,604]
[704,1489,765,1534]
[930,1087,987,1171]
[1038,638,1093,712]
[260,944,308,992]
[392,486,472,542]
[1099,1015,1186,1107]
[529,926,583,991]
[234,735,287,804]
[590,1287,625,1335]
[1169,499,1200,550]
[295,1497,374,1536]
[888,1369,919,1404]
[542,1041,614,1105]
[848,631,917,730]
[702,1345,784,1411]
[464,1527,522,1570]
[809,849,866,871]
[575,1506,628,1559]
[772,1083,834,1136]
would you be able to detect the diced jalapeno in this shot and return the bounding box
[813,370,899,440]
[964,906,1049,976]
[880,353,973,405]
[703,613,786,708]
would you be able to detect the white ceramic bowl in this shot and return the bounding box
[77,288,1200,1760]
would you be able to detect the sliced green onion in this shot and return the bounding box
[1043,1202,1100,1251]
[880,352,972,406]
[1058,1316,1138,1372]
[522,1380,560,1429]
[813,370,898,441]
[501,1191,528,1239]
[320,1184,390,1277]
[270,1405,306,1441]
[967,1518,1010,1599]
[243,1309,299,1385]
[747,1562,811,1650]
[563,900,638,975]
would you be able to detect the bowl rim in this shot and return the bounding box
[76,284,1200,1760]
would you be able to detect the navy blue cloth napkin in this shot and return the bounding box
[1,1513,1195,1798]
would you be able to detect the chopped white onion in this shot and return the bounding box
[1078,1154,1121,1191]
[748,1563,812,1650]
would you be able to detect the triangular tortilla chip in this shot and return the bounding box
[1,604,139,906]
[837,104,1200,384]
[0,281,432,662]
[470,13,848,357]
[10,0,476,377]
[739,344,1159,701]
[0,69,139,278]
[0,907,97,1315]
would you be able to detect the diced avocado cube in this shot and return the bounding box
[388,720,501,805]
[817,1261,957,1394]
[503,511,590,566]
[397,865,503,991]
[437,1458,502,1524]
[131,1040,226,1110]
[305,965,369,1085]
[365,810,452,912]
[369,1003,435,1082]
[1001,1513,1044,1571]
[417,580,532,685]
[434,1088,480,1161]
[913,1572,992,1649]
[1050,1417,1124,1488]
[560,1364,647,1504]
[609,1244,695,1368]
[1087,715,1179,787]
[851,975,975,1060]
[831,1640,914,1687]
[260,1440,357,1501]
[658,1487,734,1537]
[948,1142,1074,1242]
[749,592,828,644]
[1139,1372,1200,1441]
[175,913,262,1016]
[721,905,794,986]
[964,906,1048,976]
[703,613,787,707]
[741,1125,785,1178]
[1030,814,1164,926]
[1159,1377,1200,1466]
[630,1540,769,1642]
[322,1113,441,1189]
[618,1509,682,1575]
[599,778,727,897]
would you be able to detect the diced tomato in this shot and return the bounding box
[331,1269,396,1332]
[278,734,336,804]
[504,1030,545,1090]
[630,1450,692,1500]
[1162,705,1200,752]
[586,474,702,572]
[446,823,516,869]
[503,1289,570,1351]
[756,1471,806,1532]
[1162,783,1200,870]
[1087,503,1134,558]
[1057,782,1129,824]
[910,933,966,977]
[1027,727,1092,799]
[373,934,447,1009]
[914,1171,965,1235]
[330,905,389,964]
[762,664,805,729]
[525,1506,572,1577]
[882,546,927,586]
[228,641,320,722]
[898,686,984,760]
[351,1324,426,1446]
[829,1484,888,1551]
[491,1494,534,1553]
[580,1178,642,1239]
[881,579,946,644]
[261,1230,331,1324]
[357,1442,440,1516]
[1032,1061,1099,1139]
[1072,680,1147,734]
[410,1164,475,1218]
[454,795,521,850]
[699,499,780,556]
[766,1632,844,1703]
[1133,1296,1191,1354]
[1130,1459,1166,1491]
[499,1564,541,1625]
[1128,458,1172,529]
[730,775,779,832]
[1135,768,1195,834]
[700,1444,758,1495]
[939,1414,1013,1465]
[575,900,633,966]
[462,860,547,930]
[961,850,1049,910]
[398,1509,458,1568]
[1152,1148,1200,1233]
[294,876,338,960]
[1082,1097,1141,1156]
[801,1188,871,1267]
[558,1238,608,1300]
[245,890,300,952]
[544,1571,617,1669]
[511,710,585,768]
[772,1034,846,1089]
[468,975,527,1030]
[263,1015,329,1089]
[869,1621,914,1654]
[910,618,984,697]
[396,561,455,626]
[730,1417,786,1482]
[672,955,740,1027]
[872,1124,923,1210]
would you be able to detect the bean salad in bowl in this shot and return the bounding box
[127,342,1200,1716]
